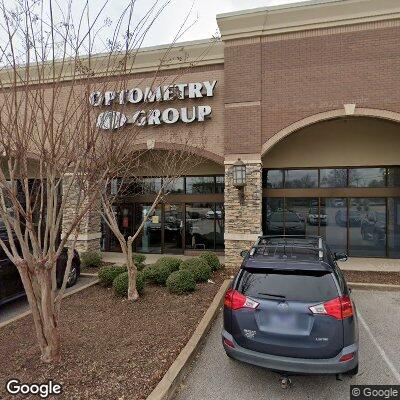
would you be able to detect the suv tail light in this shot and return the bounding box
[309,295,353,320]
[224,289,259,310]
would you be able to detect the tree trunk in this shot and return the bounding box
[126,241,139,301]
[17,262,61,363]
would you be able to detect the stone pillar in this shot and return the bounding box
[224,156,262,272]
[61,177,102,254]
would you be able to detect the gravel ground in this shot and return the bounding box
[0,269,228,400]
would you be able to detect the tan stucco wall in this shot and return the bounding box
[262,117,400,168]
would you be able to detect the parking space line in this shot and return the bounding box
[358,311,400,383]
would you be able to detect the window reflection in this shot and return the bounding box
[349,168,385,188]
[387,168,400,187]
[284,169,318,188]
[320,169,347,188]
[263,170,284,188]
[185,203,215,249]
[163,178,184,194]
[320,198,347,253]
[135,204,162,253]
[264,198,284,235]
[186,177,214,194]
[215,176,225,194]
[388,198,400,258]
[285,198,319,236]
[349,198,386,257]
[215,203,225,249]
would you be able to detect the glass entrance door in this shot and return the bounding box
[135,204,162,253]
[163,204,184,253]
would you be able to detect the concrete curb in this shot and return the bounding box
[146,279,231,400]
[0,278,99,329]
[81,272,98,277]
[348,281,400,291]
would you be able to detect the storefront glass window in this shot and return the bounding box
[285,198,319,237]
[185,203,215,249]
[387,168,400,187]
[284,169,318,188]
[348,198,386,257]
[215,176,225,194]
[135,204,162,253]
[186,176,214,194]
[264,198,284,235]
[163,177,184,194]
[319,198,347,253]
[263,170,284,188]
[388,198,400,258]
[348,168,385,188]
[215,203,225,249]
[320,169,347,188]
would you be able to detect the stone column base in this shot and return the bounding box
[225,239,256,272]
[66,233,102,254]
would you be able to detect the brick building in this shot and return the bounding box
[78,0,400,268]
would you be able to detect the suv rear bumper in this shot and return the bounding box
[222,330,358,374]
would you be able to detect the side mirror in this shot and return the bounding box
[240,250,249,258]
[334,252,348,262]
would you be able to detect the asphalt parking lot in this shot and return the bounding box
[175,289,400,400]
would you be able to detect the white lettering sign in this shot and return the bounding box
[90,81,217,130]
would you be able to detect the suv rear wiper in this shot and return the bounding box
[258,292,286,299]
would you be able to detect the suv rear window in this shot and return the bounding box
[238,269,338,303]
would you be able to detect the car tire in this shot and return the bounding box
[66,264,78,288]
[345,363,359,376]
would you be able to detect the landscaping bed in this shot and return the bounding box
[344,270,400,285]
[0,269,228,400]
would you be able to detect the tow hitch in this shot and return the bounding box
[279,374,292,389]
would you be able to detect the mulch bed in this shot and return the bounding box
[0,269,229,400]
[343,270,400,285]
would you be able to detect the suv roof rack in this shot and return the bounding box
[250,235,325,261]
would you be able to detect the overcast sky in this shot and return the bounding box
[0,0,308,63]
[136,0,307,46]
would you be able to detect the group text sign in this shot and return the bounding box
[89,81,217,130]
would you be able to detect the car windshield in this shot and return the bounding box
[270,212,284,222]
[285,212,300,222]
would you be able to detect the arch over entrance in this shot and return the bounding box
[261,110,400,259]
[262,108,400,157]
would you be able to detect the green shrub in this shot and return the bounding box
[81,251,102,268]
[113,271,145,297]
[143,257,182,285]
[180,258,212,283]
[98,265,127,287]
[132,254,146,272]
[154,257,181,272]
[199,252,221,271]
[166,270,196,295]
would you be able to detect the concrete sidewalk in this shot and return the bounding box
[102,252,400,273]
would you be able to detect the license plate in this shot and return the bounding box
[270,313,296,328]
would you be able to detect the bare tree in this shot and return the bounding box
[0,0,203,362]
[100,136,206,301]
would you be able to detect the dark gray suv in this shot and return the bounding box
[222,235,358,377]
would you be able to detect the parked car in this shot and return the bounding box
[335,209,361,227]
[222,235,358,377]
[360,210,386,244]
[307,207,327,226]
[267,212,305,235]
[0,247,81,306]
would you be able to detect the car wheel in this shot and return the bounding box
[345,363,359,376]
[66,264,78,288]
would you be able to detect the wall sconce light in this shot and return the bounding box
[232,158,246,205]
